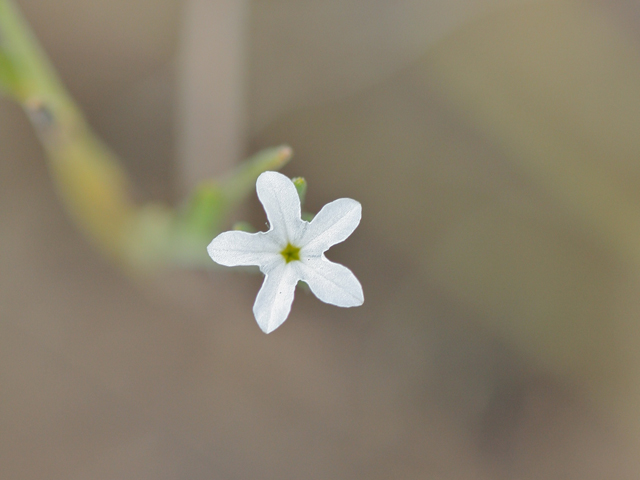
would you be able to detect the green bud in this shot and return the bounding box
[292,177,307,206]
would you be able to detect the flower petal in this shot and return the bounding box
[256,171,303,244]
[253,263,300,333]
[299,257,364,307]
[207,230,280,267]
[300,198,361,254]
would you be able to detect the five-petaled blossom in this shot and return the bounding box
[207,171,364,333]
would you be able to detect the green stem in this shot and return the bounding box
[0,0,291,270]
[0,0,137,262]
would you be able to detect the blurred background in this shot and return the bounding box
[3,0,640,478]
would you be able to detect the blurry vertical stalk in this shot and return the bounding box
[0,0,289,270]
[177,0,249,190]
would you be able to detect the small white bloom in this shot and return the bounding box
[207,171,364,333]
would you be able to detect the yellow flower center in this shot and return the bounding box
[280,243,301,263]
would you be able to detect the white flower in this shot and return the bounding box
[207,171,364,333]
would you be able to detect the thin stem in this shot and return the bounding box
[0,0,290,270]
[0,0,136,262]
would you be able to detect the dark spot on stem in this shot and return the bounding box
[25,98,56,134]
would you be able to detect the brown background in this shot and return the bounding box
[3,0,640,478]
